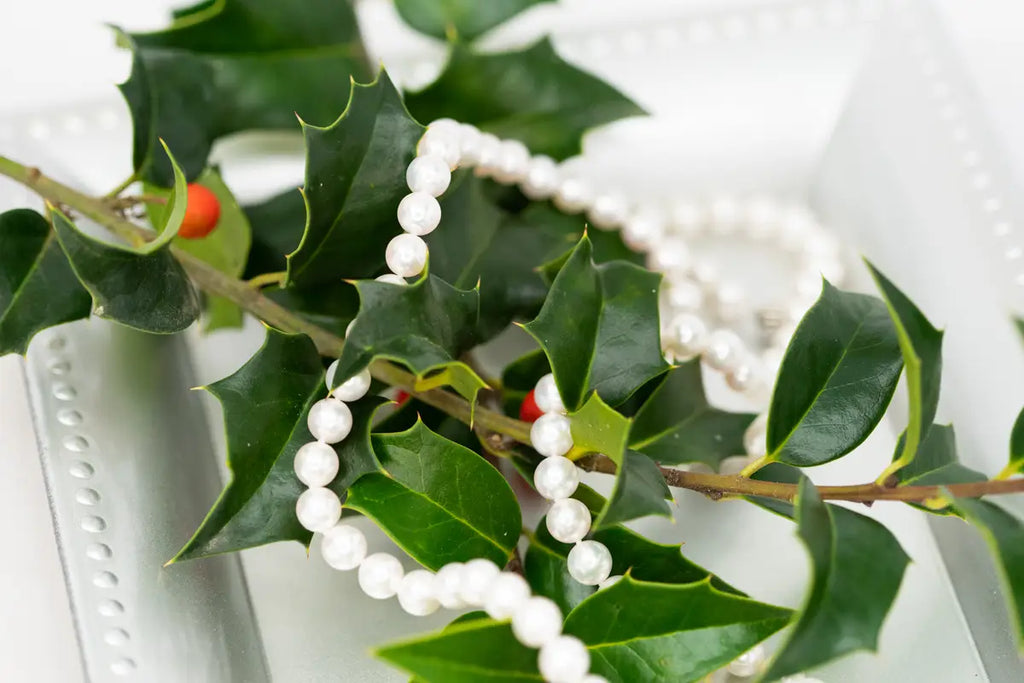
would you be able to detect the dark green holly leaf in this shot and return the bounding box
[564,576,791,682]
[425,171,503,290]
[763,477,910,680]
[173,329,386,560]
[569,392,631,465]
[629,359,756,469]
[893,425,985,516]
[524,235,668,411]
[523,522,597,614]
[395,0,553,41]
[406,38,645,160]
[593,450,672,529]
[945,496,1024,651]
[0,209,90,356]
[242,188,306,278]
[377,617,541,682]
[328,274,485,401]
[346,421,521,570]
[765,280,902,467]
[1001,406,1024,479]
[119,1,371,184]
[286,71,423,287]
[867,262,944,480]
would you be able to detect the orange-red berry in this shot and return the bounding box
[396,390,411,407]
[519,388,544,423]
[178,183,221,239]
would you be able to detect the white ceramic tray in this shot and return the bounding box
[3,0,1023,681]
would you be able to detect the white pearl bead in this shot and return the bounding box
[293,441,339,487]
[553,176,593,214]
[546,498,591,544]
[703,329,744,373]
[645,237,690,275]
[718,455,754,476]
[534,373,565,414]
[671,199,706,236]
[456,123,482,164]
[427,118,460,135]
[709,194,741,234]
[484,572,531,620]
[398,569,441,616]
[538,635,591,683]
[386,233,428,278]
[344,319,356,338]
[433,563,467,609]
[531,413,574,458]
[459,558,500,606]
[521,156,559,200]
[662,313,708,361]
[598,575,622,591]
[418,129,460,168]
[744,413,769,456]
[330,367,372,402]
[534,456,579,500]
[397,192,442,236]
[475,133,502,174]
[375,274,406,285]
[582,676,610,683]
[567,540,612,586]
[712,282,747,324]
[307,398,353,443]
[358,552,404,599]
[659,278,703,313]
[494,139,531,183]
[621,209,666,251]
[295,487,342,532]
[406,155,452,197]
[511,596,563,647]
[587,193,629,230]
[727,644,765,677]
[726,360,759,393]
[320,523,367,570]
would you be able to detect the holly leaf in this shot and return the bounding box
[523,522,597,614]
[763,477,910,681]
[118,1,371,184]
[394,0,553,41]
[173,329,386,560]
[406,38,645,160]
[328,274,485,402]
[242,188,306,278]
[377,618,542,682]
[286,70,423,287]
[564,576,792,683]
[593,450,672,528]
[945,496,1024,652]
[524,235,668,411]
[629,360,756,469]
[569,392,631,465]
[346,421,521,570]
[764,280,903,467]
[1006,406,1024,478]
[892,424,984,516]
[867,262,944,479]
[0,209,91,356]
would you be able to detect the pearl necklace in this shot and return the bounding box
[290,118,836,683]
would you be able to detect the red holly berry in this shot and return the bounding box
[178,183,221,239]
[519,388,544,423]
[396,390,411,407]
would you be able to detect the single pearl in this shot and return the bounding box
[475,133,502,175]
[294,441,339,487]
[538,635,591,683]
[375,274,407,285]
[702,329,744,373]
[456,123,482,164]
[358,552,405,600]
[659,278,703,314]
[534,456,579,500]
[718,455,754,476]
[598,575,622,591]
[427,118,461,136]
[662,313,708,361]
[406,155,452,197]
[398,569,441,616]
[433,563,467,609]
[588,193,629,230]
[511,596,563,647]
[321,523,367,570]
[671,199,706,236]
[709,194,741,234]
[344,319,356,338]
[522,156,559,200]
[567,540,612,586]
[459,558,500,606]
[307,398,353,443]
[397,192,442,236]
[621,209,666,251]
[331,367,372,402]
[727,644,765,677]
[386,234,428,278]
[553,176,594,214]
[726,359,758,393]
[546,498,592,544]
[744,413,769,456]
[494,139,531,183]
[295,487,342,532]
[645,237,690,275]
[484,572,531,620]
[418,129,460,168]
[531,413,574,458]
[712,282,747,324]
[534,373,566,414]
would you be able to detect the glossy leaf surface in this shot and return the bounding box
[394,0,553,41]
